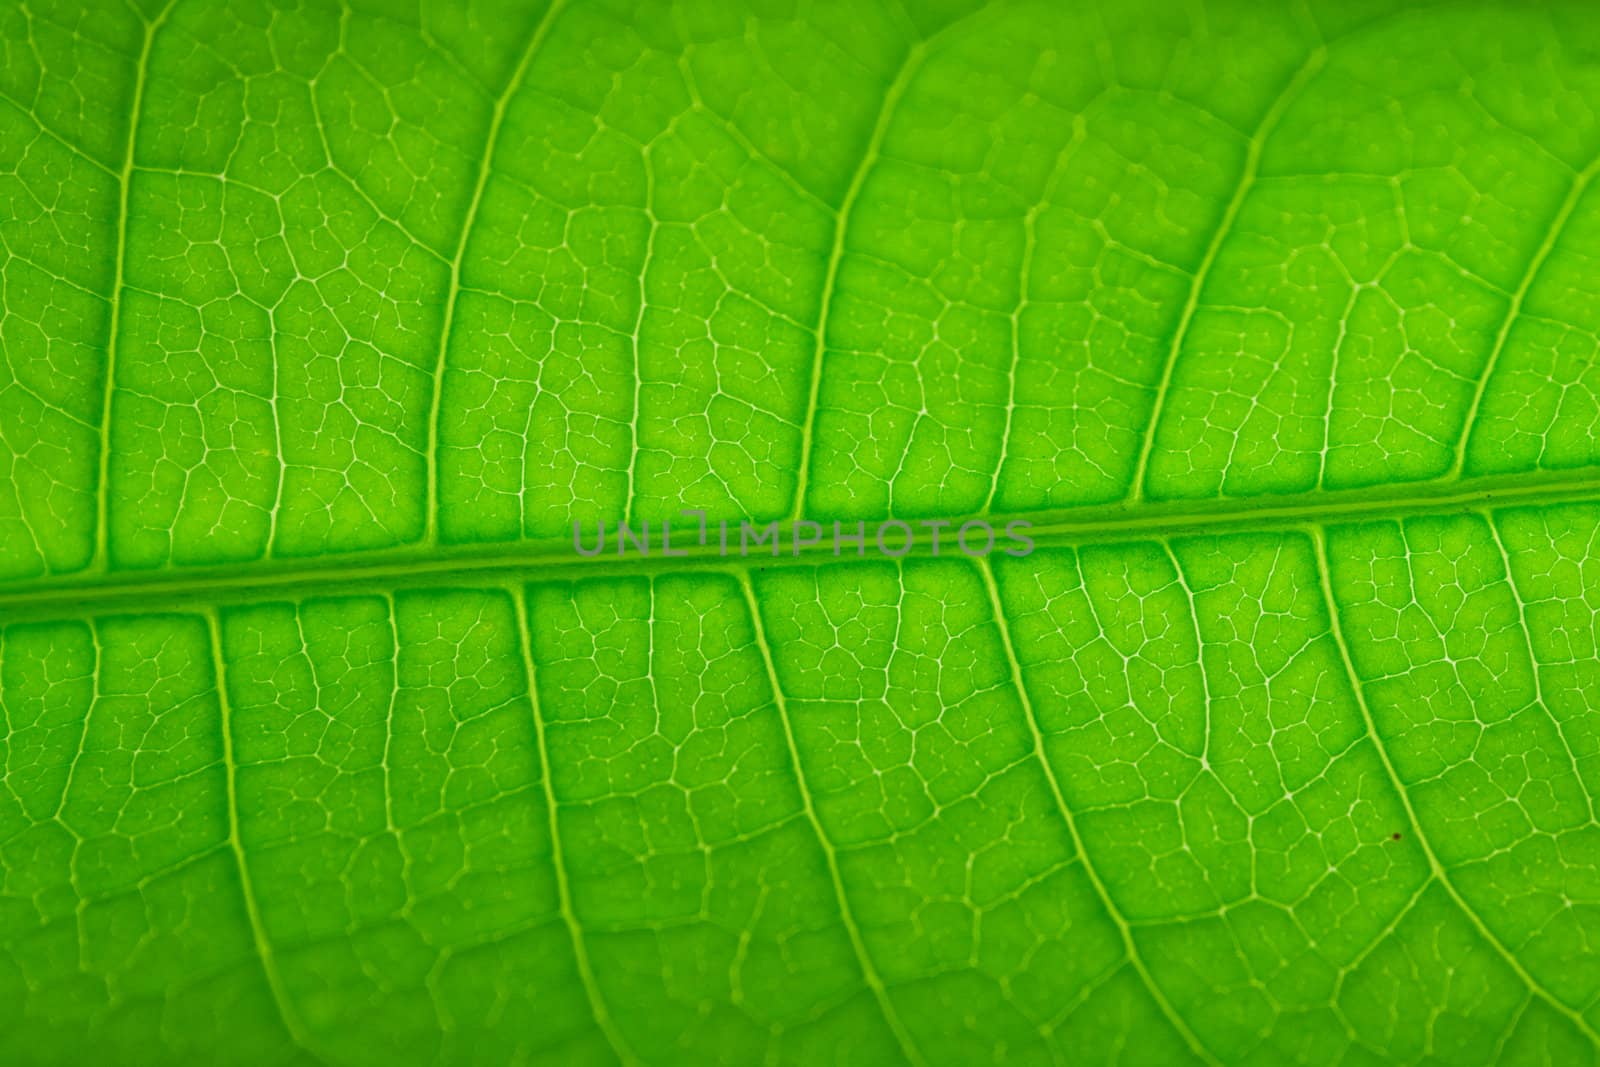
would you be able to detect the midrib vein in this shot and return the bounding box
[7,468,1600,618]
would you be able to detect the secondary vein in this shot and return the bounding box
[93,0,177,573]
[207,608,325,1061]
[423,0,568,546]
[510,583,639,1066]
[1128,45,1327,503]
[1311,529,1600,1047]
[736,572,928,1067]
[979,557,1223,1067]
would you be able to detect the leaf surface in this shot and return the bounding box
[3,1,1600,1064]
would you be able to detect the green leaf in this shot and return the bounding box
[3,0,1600,1064]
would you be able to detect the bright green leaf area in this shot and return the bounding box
[4,0,1600,1064]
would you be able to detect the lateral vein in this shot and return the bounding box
[206,608,324,1061]
[93,0,177,573]
[736,572,928,1067]
[1310,529,1600,1047]
[510,584,638,1066]
[1453,156,1600,476]
[423,0,569,545]
[1129,45,1327,502]
[979,557,1222,1067]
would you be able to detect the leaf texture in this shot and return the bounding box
[3,1,1600,1064]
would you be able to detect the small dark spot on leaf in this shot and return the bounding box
[1391,832,1402,841]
